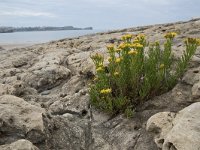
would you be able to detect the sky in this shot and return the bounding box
[0,0,199,29]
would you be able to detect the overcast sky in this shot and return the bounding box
[0,0,199,29]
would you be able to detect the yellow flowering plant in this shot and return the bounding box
[89,33,200,116]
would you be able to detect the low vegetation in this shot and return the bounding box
[89,33,200,117]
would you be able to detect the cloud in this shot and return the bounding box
[0,10,56,17]
[140,0,171,5]
[0,0,199,28]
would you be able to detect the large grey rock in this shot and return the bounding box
[0,83,10,95]
[23,65,71,91]
[0,139,39,150]
[182,68,200,85]
[147,102,200,150]
[61,75,84,96]
[67,51,91,73]
[0,95,46,144]
[49,89,90,115]
[45,116,86,150]
[0,81,37,97]
[21,49,71,91]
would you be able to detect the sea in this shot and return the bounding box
[0,30,104,45]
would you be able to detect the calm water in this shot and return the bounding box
[0,30,104,44]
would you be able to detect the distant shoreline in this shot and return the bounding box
[0,26,93,33]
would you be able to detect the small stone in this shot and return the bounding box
[192,81,200,99]
[41,90,51,95]
[177,91,182,95]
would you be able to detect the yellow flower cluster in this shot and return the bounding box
[164,32,177,39]
[131,43,143,48]
[115,48,122,53]
[133,39,139,43]
[118,43,143,49]
[185,37,200,45]
[128,50,138,55]
[100,88,112,94]
[121,34,133,41]
[118,43,131,49]
[107,44,115,52]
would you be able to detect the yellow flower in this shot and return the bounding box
[96,67,104,72]
[114,71,119,76]
[128,50,138,55]
[107,44,114,49]
[133,39,139,43]
[121,34,133,41]
[185,38,200,45]
[107,44,115,52]
[159,64,165,69]
[164,32,177,39]
[118,43,126,49]
[115,48,122,53]
[107,57,112,62]
[100,88,112,94]
[115,58,122,63]
[118,43,132,49]
[118,43,124,49]
[131,43,143,48]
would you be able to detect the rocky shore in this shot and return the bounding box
[0,18,200,150]
[0,43,34,51]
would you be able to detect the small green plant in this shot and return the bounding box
[89,33,200,116]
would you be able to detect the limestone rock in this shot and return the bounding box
[192,81,200,99]
[0,139,39,150]
[171,83,192,104]
[0,83,10,95]
[0,95,46,144]
[146,112,176,148]
[182,68,200,85]
[67,51,91,73]
[12,58,28,68]
[23,65,71,91]
[49,89,90,116]
[45,116,86,150]
[20,49,71,91]
[147,102,200,150]
[61,75,83,95]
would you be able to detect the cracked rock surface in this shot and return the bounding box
[0,18,200,149]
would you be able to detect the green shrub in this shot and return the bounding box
[89,33,200,116]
